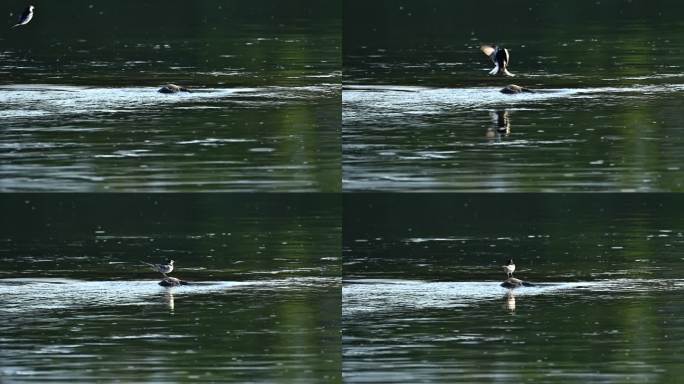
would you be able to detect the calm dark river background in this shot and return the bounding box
[1,0,340,192]
[4,1,684,383]
[343,194,684,382]
[0,194,341,383]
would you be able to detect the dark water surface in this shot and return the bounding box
[343,194,684,382]
[343,1,684,191]
[0,195,341,383]
[1,1,340,191]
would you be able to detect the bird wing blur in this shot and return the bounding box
[480,45,496,57]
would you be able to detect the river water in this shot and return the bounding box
[343,0,684,191]
[1,1,340,192]
[0,194,341,383]
[343,194,684,383]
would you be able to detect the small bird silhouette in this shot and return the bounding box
[142,260,175,277]
[11,5,35,29]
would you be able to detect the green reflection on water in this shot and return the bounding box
[344,289,684,383]
[1,1,341,192]
[343,194,684,383]
[0,194,341,382]
[343,194,684,281]
[342,0,684,192]
[344,0,684,87]
[4,0,340,87]
[1,194,341,279]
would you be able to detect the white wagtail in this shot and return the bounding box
[481,45,514,77]
[11,5,35,29]
[502,258,516,278]
[142,260,175,277]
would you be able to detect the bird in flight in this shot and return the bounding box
[481,44,514,77]
[11,5,35,29]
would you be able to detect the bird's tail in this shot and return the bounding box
[10,24,21,29]
[488,64,500,75]
[141,261,155,267]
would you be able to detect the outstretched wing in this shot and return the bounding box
[480,45,495,57]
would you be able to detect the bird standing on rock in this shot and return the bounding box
[11,5,35,29]
[142,260,175,277]
[502,258,516,278]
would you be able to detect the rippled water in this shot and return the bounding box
[343,84,684,191]
[343,1,684,191]
[0,194,341,383]
[1,84,339,191]
[343,194,684,382]
[343,278,684,383]
[1,1,340,192]
[1,277,340,383]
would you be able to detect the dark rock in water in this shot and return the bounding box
[500,84,534,94]
[500,277,535,288]
[159,277,188,287]
[158,84,191,94]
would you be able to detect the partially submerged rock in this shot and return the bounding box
[158,84,191,94]
[159,277,188,287]
[500,277,535,288]
[500,84,534,94]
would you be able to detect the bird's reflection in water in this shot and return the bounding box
[164,290,175,313]
[487,110,511,139]
[504,290,516,313]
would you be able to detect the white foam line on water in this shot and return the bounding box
[403,237,472,243]
[0,84,337,118]
[0,85,248,117]
[610,73,684,81]
[342,84,684,121]
[0,278,243,312]
[342,278,684,315]
[0,277,331,312]
[177,138,258,145]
